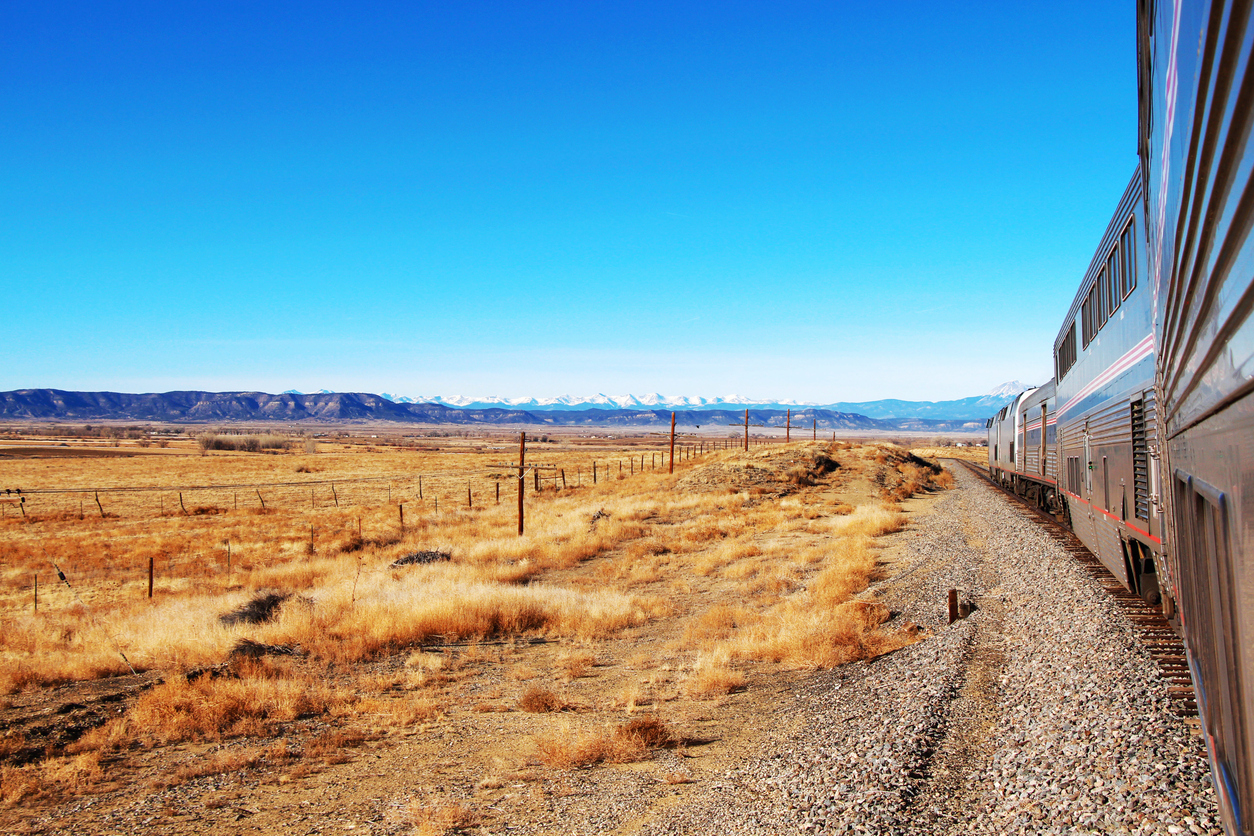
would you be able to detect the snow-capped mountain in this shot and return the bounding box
[363,383,1030,421]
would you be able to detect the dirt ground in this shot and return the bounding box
[0,442,947,835]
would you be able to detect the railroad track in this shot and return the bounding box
[951,458,1197,719]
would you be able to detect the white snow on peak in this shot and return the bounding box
[984,381,1030,399]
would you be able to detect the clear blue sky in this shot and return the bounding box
[2,1,1138,403]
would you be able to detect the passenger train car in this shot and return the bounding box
[987,4,1253,832]
[988,171,1164,599]
[1138,1,1253,832]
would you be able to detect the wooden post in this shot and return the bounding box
[669,412,676,474]
[310,524,315,555]
[179,492,188,515]
[619,460,623,475]
[813,419,817,441]
[419,476,423,499]
[33,574,37,613]
[593,462,597,484]
[388,484,392,503]
[561,469,567,488]
[234,491,238,510]
[332,483,339,507]
[496,482,500,504]
[311,488,315,509]
[256,489,265,510]
[948,589,959,624]
[148,556,154,599]
[95,491,105,518]
[630,457,634,475]
[399,504,404,532]
[517,432,525,536]
[786,408,791,443]
[534,467,540,492]
[744,409,749,451]
[467,481,472,508]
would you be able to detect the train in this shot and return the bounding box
[987,3,1252,833]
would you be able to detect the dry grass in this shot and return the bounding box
[518,686,564,713]
[1,435,947,805]
[75,666,352,750]
[409,798,480,836]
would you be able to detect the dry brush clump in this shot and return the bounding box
[532,716,676,769]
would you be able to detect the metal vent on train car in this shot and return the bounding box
[1132,399,1150,520]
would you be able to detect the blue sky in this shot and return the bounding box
[2,1,1138,402]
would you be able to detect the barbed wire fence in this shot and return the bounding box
[1,434,766,612]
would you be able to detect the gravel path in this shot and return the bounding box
[639,463,1221,835]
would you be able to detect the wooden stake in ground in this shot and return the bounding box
[786,408,792,443]
[813,419,817,440]
[467,481,472,508]
[33,574,37,613]
[669,412,676,474]
[744,408,750,451]
[148,556,154,599]
[95,491,105,518]
[256,489,265,510]
[332,483,339,507]
[399,504,404,533]
[517,432,526,536]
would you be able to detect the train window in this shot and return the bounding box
[1120,219,1137,298]
[1107,250,1121,315]
[1057,322,1077,378]
[1082,289,1094,346]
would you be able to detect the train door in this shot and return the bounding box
[1040,404,1047,476]
[1084,422,1093,499]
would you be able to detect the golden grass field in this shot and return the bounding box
[0,429,954,831]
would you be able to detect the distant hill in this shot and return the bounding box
[0,389,989,432]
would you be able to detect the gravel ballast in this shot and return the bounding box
[638,463,1220,835]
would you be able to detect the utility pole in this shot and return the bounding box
[669,412,676,474]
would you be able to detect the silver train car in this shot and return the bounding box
[989,3,1253,831]
[1138,1,1253,832]
[988,171,1164,598]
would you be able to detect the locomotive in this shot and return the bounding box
[988,4,1252,832]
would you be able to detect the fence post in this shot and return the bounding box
[669,412,676,474]
[256,489,265,510]
[148,557,154,599]
[561,468,567,488]
[593,462,597,484]
[744,409,749,452]
[399,504,404,533]
[180,492,188,515]
[419,476,423,499]
[468,481,472,508]
[33,574,37,613]
[496,482,500,504]
[332,484,339,507]
[95,491,105,518]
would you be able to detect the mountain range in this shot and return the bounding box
[0,383,1029,432]
[347,381,1031,422]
